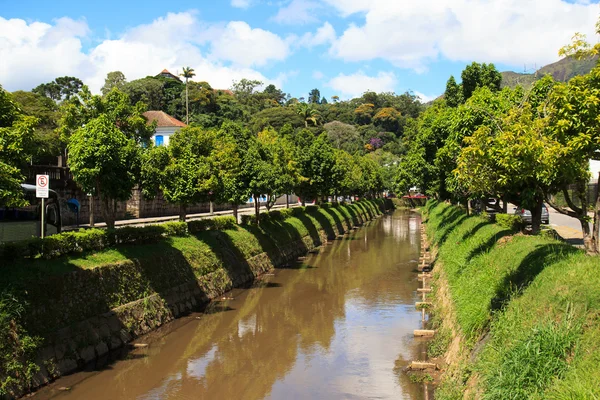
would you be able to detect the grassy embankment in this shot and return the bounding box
[0,199,391,397]
[423,200,600,399]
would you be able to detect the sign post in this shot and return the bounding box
[36,175,49,238]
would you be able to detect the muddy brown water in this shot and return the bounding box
[36,210,431,400]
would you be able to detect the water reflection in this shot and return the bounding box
[41,211,425,400]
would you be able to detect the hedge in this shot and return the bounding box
[0,218,240,262]
[495,213,523,231]
[1,201,387,261]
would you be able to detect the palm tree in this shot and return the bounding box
[181,67,196,124]
[296,103,320,128]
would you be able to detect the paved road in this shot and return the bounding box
[64,203,301,230]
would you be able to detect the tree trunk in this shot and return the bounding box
[209,201,214,215]
[302,198,306,207]
[179,204,187,222]
[531,199,543,235]
[593,172,600,254]
[97,182,116,230]
[232,203,239,224]
[463,198,470,216]
[286,194,290,209]
[502,194,508,214]
[254,196,260,225]
[89,195,95,227]
[185,79,189,125]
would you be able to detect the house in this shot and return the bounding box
[156,69,182,82]
[143,111,187,146]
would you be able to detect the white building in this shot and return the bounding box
[143,110,187,147]
[591,160,600,183]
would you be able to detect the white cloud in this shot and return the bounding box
[209,21,290,67]
[231,0,253,9]
[272,0,322,25]
[313,70,324,79]
[327,70,397,98]
[298,22,336,47]
[0,13,290,94]
[328,0,600,69]
[413,91,437,103]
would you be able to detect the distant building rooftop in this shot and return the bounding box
[143,111,187,128]
[156,69,182,82]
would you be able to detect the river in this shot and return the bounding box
[36,210,428,400]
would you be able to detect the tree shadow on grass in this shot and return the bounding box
[323,208,347,234]
[308,210,337,240]
[465,230,513,262]
[460,221,489,242]
[490,243,579,312]
[435,213,468,246]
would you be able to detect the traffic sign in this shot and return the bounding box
[36,174,49,198]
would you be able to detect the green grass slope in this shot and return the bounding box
[423,201,600,399]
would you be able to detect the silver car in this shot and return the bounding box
[513,205,549,225]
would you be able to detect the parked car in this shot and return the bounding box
[513,205,549,225]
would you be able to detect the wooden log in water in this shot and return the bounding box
[408,361,438,370]
[417,288,432,293]
[413,330,436,337]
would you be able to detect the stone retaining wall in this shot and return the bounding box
[28,215,355,391]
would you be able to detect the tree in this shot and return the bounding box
[214,121,252,222]
[296,103,320,127]
[444,75,462,107]
[461,62,502,101]
[101,71,127,96]
[354,103,375,125]
[250,105,304,132]
[294,132,336,203]
[33,76,83,101]
[68,114,141,229]
[0,87,37,207]
[11,90,60,163]
[122,77,166,110]
[323,121,362,153]
[547,66,600,252]
[263,84,286,105]
[181,67,196,124]
[58,86,155,146]
[308,88,321,104]
[373,107,401,133]
[242,135,277,223]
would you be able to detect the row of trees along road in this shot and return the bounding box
[50,86,387,228]
[396,22,600,254]
[2,65,424,229]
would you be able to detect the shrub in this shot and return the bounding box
[496,214,523,231]
[211,216,236,230]
[241,214,256,225]
[305,205,319,213]
[187,219,211,233]
[162,222,188,237]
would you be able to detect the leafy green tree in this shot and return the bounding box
[11,90,60,163]
[58,86,155,146]
[181,67,196,124]
[263,84,286,105]
[294,132,336,203]
[101,71,127,96]
[324,121,362,153]
[461,62,502,101]
[33,76,83,101]
[68,114,141,228]
[214,121,252,222]
[122,77,166,110]
[0,87,37,207]
[308,88,321,104]
[250,106,305,132]
[444,75,462,107]
[242,135,277,223]
[548,66,600,252]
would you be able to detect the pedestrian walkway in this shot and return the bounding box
[64,203,299,230]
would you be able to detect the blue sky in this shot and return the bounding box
[1,0,599,102]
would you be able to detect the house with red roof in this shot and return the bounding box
[143,110,187,147]
[155,69,182,82]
